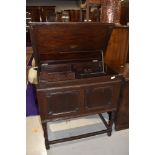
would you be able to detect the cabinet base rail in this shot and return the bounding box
[42,111,115,150]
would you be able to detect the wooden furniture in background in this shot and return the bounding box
[115,77,129,130]
[105,25,129,130]
[30,23,123,149]
[26,6,41,22]
[41,6,56,22]
[80,0,101,22]
[26,6,56,22]
[62,9,83,22]
[105,26,129,66]
[106,64,129,130]
[26,6,56,46]
[120,0,129,25]
[68,10,81,22]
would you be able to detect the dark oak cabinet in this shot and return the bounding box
[30,23,124,149]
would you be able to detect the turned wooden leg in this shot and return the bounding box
[108,112,112,124]
[107,111,115,136]
[42,123,50,150]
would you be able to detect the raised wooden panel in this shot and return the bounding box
[46,90,80,115]
[105,27,129,66]
[85,86,113,110]
[37,89,81,120]
[84,81,121,112]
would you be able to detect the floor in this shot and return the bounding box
[26,114,129,155]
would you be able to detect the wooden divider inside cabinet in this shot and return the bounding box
[39,71,75,82]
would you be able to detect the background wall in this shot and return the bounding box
[26,0,81,11]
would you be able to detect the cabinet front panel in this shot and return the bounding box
[37,89,81,120]
[37,79,121,121]
[46,90,80,115]
[84,82,121,111]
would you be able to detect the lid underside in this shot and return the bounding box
[30,22,114,65]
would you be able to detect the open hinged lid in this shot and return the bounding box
[29,22,114,66]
